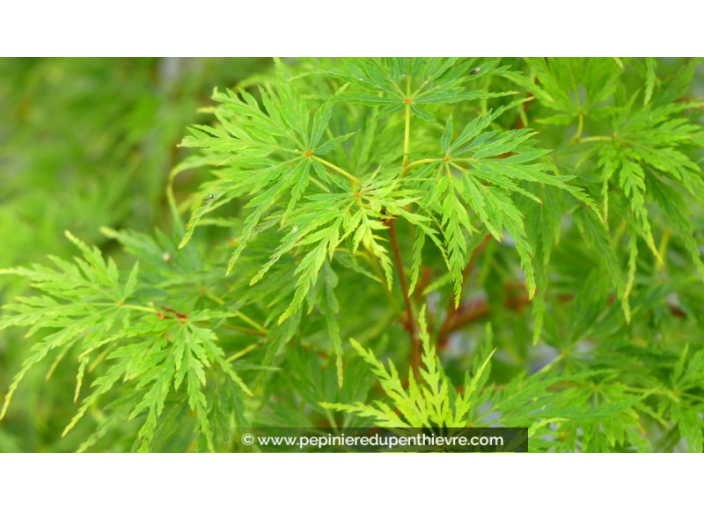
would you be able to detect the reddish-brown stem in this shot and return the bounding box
[388,219,420,378]
[438,286,529,347]
[437,285,687,347]
[439,299,490,344]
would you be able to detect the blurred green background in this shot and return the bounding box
[0,58,272,451]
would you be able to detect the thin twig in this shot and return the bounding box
[388,219,420,377]
[311,155,361,185]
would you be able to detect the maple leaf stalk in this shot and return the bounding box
[392,69,421,377]
[388,218,420,378]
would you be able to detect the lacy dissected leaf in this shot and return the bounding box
[249,172,440,326]
[178,60,357,272]
[321,307,495,429]
[592,83,704,319]
[331,57,515,124]
[521,57,622,123]
[408,102,597,305]
[0,232,250,452]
